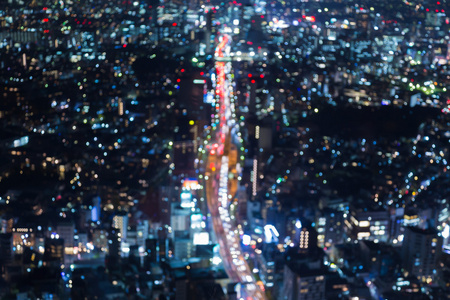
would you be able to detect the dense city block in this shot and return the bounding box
[0,0,449,299]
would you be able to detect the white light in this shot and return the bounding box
[242,234,251,246]
[295,220,302,229]
[193,232,210,245]
[212,256,222,265]
[443,224,450,239]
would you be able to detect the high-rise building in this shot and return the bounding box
[0,233,13,269]
[12,226,35,254]
[173,141,196,177]
[282,266,326,300]
[174,239,194,260]
[112,213,128,241]
[0,216,13,233]
[282,247,327,300]
[316,208,345,248]
[44,237,64,265]
[145,238,169,264]
[56,221,75,249]
[171,204,191,239]
[145,238,158,263]
[291,222,318,254]
[345,208,390,242]
[402,226,443,283]
[92,229,108,251]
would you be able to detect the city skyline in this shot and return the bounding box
[0,0,449,299]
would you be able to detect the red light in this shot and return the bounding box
[180,68,185,73]
[260,74,264,78]
[43,7,48,10]
[200,72,204,76]
[172,22,177,26]
[261,15,264,18]
[43,18,49,22]
[441,9,445,12]
[411,79,414,82]
[123,44,127,48]
[248,73,252,78]
[43,29,49,33]
[426,8,429,11]
[251,80,256,84]
[177,78,181,82]
[437,1,440,4]
[436,9,439,12]
[311,16,316,22]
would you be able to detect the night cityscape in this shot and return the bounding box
[0,0,449,299]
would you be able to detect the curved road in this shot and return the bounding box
[205,34,266,300]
